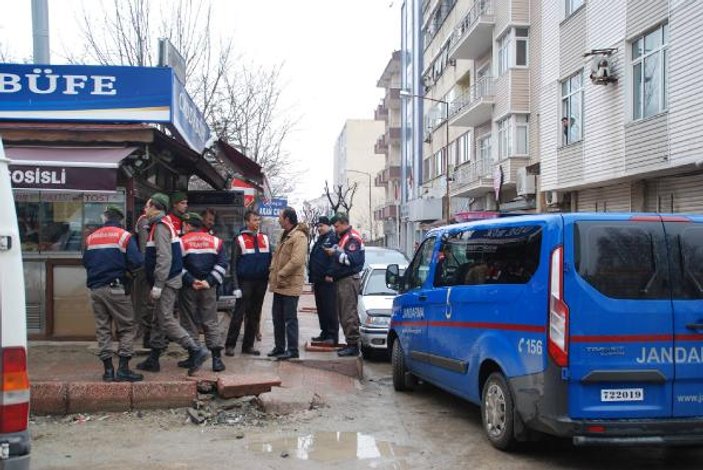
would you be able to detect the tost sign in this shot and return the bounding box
[0,63,211,153]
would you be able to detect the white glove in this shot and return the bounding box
[234,289,242,299]
[150,286,162,300]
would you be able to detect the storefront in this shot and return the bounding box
[1,122,226,339]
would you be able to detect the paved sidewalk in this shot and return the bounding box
[29,286,361,415]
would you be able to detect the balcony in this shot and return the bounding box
[449,77,495,128]
[448,0,495,61]
[375,166,401,187]
[385,88,401,110]
[374,202,399,221]
[374,102,389,122]
[387,126,401,146]
[451,157,494,198]
[374,135,388,155]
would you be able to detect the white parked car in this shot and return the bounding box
[358,263,406,360]
[0,139,31,468]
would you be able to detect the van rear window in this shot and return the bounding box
[677,227,703,299]
[574,222,669,299]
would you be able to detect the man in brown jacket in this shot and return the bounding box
[267,207,309,360]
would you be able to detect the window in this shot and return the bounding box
[364,268,405,296]
[498,118,511,159]
[479,134,492,165]
[14,190,126,253]
[574,222,669,300]
[672,225,703,300]
[561,71,583,145]
[565,0,584,17]
[515,28,529,67]
[498,33,511,76]
[405,237,436,291]
[497,28,529,76]
[632,24,668,120]
[515,115,529,155]
[434,150,443,177]
[456,132,471,165]
[434,226,543,287]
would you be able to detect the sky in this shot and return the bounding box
[0,0,401,205]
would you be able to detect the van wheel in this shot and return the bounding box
[481,372,516,451]
[391,339,412,391]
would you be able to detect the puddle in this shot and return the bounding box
[246,431,411,465]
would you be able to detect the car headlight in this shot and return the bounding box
[364,310,391,326]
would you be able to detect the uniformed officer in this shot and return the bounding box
[308,216,339,345]
[224,209,272,356]
[83,205,144,382]
[326,213,365,357]
[136,193,209,375]
[132,207,154,348]
[165,191,188,236]
[179,212,229,372]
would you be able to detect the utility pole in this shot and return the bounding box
[31,0,50,64]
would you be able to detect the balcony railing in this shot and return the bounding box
[447,0,495,60]
[449,76,495,119]
[453,157,493,188]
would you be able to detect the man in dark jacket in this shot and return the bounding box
[225,210,272,356]
[83,205,144,382]
[326,213,365,357]
[308,216,338,345]
[179,212,229,372]
[136,193,209,375]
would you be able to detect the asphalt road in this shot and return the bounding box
[31,360,703,469]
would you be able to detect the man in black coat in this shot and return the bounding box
[308,216,339,345]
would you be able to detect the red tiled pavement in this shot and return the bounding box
[29,288,360,415]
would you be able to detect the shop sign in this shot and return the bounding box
[0,63,211,154]
[9,165,117,191]
[259,198,288,218]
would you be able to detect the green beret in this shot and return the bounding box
[150,192,170,210]
[184,212,203,224]
[171,191,188,204]
[104,204,124,219]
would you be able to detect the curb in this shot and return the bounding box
[30,380,196,416]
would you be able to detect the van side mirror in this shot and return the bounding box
[386,264,400,291]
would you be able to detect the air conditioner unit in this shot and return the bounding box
[516,167,536,196]
[484,193,497,210]
[545,190,563,206]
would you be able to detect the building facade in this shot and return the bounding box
[373,51,403,249]
[333,119,386,241]
[400,0,703,257]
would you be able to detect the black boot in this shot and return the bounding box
[211,348,226,372]
[187,346,210,376]
[136,348,161,372]
[102,358,115,382]
[116,356,144,382]
[177,350,195,369]
[142,330,151,349]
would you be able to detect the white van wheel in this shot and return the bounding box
[481,372,516,450]
[391,339,412,391]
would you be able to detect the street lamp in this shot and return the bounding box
[346,169,373,241]
[399,89,452,225]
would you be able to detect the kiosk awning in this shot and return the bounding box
[7,146,136,191]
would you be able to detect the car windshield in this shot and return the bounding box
[364,269,402,296]
[364,248,409,268]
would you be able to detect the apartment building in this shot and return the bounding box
[539,0,703,213]
[400,0,703,255]
[373,51,403,249]
[333,119,386,241]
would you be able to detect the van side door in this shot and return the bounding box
[663,216,703,417]
[427,222,549,403]
[565,215,674,419]
[392,236,437,377]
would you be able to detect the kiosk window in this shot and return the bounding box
[435,226,542,287]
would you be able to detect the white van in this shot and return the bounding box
[0,138,31,468]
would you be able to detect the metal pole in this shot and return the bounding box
[31,0,50,64]
[445,104,450,225]
[368,173,373,242]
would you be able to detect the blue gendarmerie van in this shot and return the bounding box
[385,213,703,450]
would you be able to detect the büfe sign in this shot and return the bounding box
[0,63,211,153]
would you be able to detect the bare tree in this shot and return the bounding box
[72,0,297,194]
[324,180,357,215]
[300,201,323,242]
